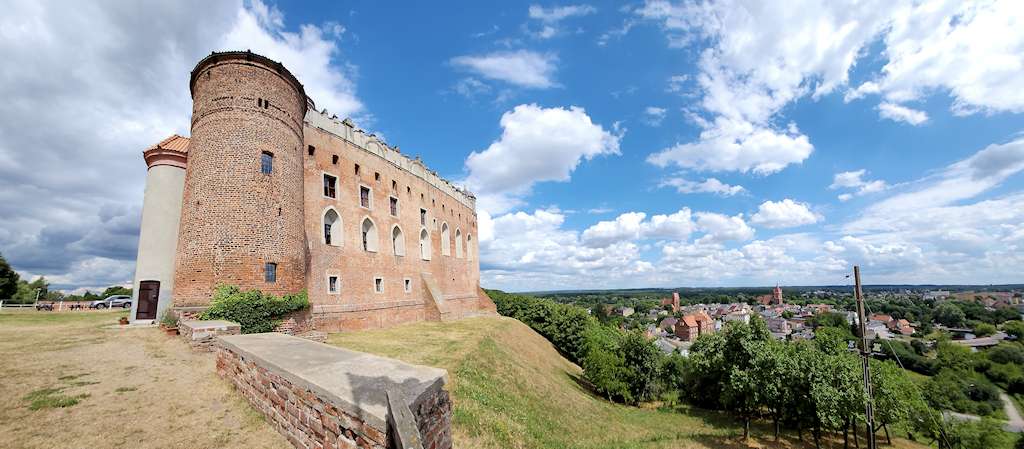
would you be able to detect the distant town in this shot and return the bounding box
[534,285,1024,357]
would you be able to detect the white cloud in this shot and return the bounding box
[451,77,492,99]
[877,102,928,125]
[464,104,622,214]
[221,0,363,120]
[636,0,1024,175]
[694,212,754,243]
[647,119,813,174]
[451,50,558,88]
[643,106,667,126]
[527,4,596,39]
[0,0,361,291]
[582,212,646,247]
[750,199,821,229]
[659,177,745,196]
[830,169,889,200]
[666,74,689,93]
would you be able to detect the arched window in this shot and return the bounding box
[455,229,463,258]
[392,225,405,256]
[467,234,473,261]
[361,218,378,252]
[440,223,451,256]
[323,208,341,246]
[419,228,431,260]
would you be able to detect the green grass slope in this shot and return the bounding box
[328,316,930,449]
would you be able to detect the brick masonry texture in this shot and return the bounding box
[169,51,496,330]
[215,341,452,449]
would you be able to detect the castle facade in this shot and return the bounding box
[129,51,495,330]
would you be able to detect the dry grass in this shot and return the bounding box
[329,316,936,449]
[0,310,289,449]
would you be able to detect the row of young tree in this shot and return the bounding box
[488,289,1016,448]
[0,251,130,303]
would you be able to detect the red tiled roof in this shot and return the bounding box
[681,315,698,328]
[147,134,190,153]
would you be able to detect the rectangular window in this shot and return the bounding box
[324,222,332,245]
[374,172,381,181]
[307,145,315,156]
[392,180,398,190]
[404,278,412,293]
[390,197,399,216]
[323,174,337,198]
[374,277,384,293]
[328,276,339,293]
[360,186,371,208]
[260,152,273,174]
[420,208,427,226]
[332,155,339,165]
[264,263,277,283]
[354,164,360,175]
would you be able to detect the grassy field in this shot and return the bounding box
[0,310,289,449]
[329,316,934,449]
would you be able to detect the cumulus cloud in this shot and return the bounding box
[830,169,888,200]
[636,0,1024,174]
[464,104,622,213]
[526,4,596,39]
[750,199,821,229]
[450,50,559,88]
[0,0,361,290]
[694,212,754,243]
[580,208,697,247]
[877,102,928,125]
[659,177,745,196]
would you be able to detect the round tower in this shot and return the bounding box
[173,51,308,307]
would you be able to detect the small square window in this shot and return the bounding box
[404,279,412,293]
[307,145,315,156]
[360,186,371,208]
[332,155,339,165]
[390,197,399,216]
[354,164,360,175]
[374,172,381,181]
[374,277,384,293]
[323,174,337,198]
[328,276,339,293]
[260,152,274,174]
[265,262,277,283]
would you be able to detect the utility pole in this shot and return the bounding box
[854,265,876,449]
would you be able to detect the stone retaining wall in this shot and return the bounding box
[215,333,451,449]
[180,320,240,351]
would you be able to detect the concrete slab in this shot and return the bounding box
[217,332,447,431]
[181,320,238,331]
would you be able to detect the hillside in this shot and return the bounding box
[328,316,931,449]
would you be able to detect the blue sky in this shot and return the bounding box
[1,0,1022,292]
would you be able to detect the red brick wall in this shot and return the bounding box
[174,53,308,306]
[216,344,453,449]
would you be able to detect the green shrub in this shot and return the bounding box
[198,284,309,333]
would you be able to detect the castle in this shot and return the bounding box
[129,51,495,330]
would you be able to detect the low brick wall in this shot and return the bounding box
[180,320,240,351]
[215,333,452,449]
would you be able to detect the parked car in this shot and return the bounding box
[90,295,132,309]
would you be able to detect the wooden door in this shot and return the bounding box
[136,281,160,320]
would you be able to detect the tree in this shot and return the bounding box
[620,330,661,403]
[973,322,997,337]
[750,340,795,440]
[0,252,19,299]
[872,360,920,444]
[101,285,132,298]
[934,302,967,328]
[1004,320,1024,340]
[936,342,974,372]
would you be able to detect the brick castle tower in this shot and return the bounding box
[172,51,309,306]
